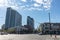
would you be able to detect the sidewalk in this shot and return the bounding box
[49,35,60,40]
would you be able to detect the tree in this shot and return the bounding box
[7,27,16,33]
[37,23,43,32]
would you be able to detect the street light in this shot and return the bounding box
[48,12,54,37]
[48,12,52,36]
[48,13,51,23]
[48,13,51,30]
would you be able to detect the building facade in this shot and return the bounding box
[5,7,22,30]
[40,23,60,34]
[27,16,34,32]
[2,24,5,30]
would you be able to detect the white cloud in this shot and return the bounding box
[34,3,40,7]
[21,0,27,2]
[34,0,43,4]
[43,0,52,10]
[0,0,5,4]
[0,0,52,11]
[44,0,48,1]
[10,6,19,9]
[0,0,8,7]
[0,0,19,9]
[25,7,43,11]
[44,6,48,8]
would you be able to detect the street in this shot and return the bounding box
[0,34,60,40]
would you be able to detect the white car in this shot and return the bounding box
[38,32,42,35]
[0,32,8,35]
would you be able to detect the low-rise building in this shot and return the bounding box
[40,23,60,34]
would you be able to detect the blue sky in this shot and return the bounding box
[0,0,60,29]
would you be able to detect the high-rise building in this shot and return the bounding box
[2,24,5,30]
[27,16,34,30]
[5,7,22,30]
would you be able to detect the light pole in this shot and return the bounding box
[48,13,51,30]
[49,13,51,23]
[48,12,52,35]
[48,12,53,37]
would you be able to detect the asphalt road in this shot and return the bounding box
[0,34,60,40]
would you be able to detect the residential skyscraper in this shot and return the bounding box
[27,16,34,30]
[5,7,22,30]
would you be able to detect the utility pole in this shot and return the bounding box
[48,12,54,37]
[48,12,52,36]
[49,13,51,23]
[48,13,51,30]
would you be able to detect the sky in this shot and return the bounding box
[0,0,60,29]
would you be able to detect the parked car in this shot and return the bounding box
[0,32,8,35]
[38,32,42,35]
